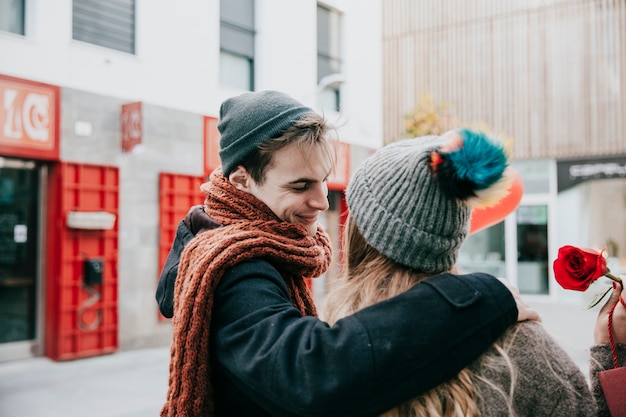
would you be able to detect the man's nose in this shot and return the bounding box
[309,183,330,211]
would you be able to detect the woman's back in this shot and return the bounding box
[470,321,594,417]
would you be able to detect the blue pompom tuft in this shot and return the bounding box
[433,129,508,202]
[447,129,507,190]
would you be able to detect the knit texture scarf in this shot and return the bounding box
[161,170,332,417]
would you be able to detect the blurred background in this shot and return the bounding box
[0,0,625,374]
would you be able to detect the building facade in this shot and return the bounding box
[0,0,383,361]
[382,0,626,303]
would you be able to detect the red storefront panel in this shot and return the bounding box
[327,141,350,191]
[203,115,220,175]
[46,163,119,360]
[158,172,205,320]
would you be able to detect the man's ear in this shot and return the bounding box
[228,166,252,192]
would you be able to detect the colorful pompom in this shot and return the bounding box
[431,129,511,208]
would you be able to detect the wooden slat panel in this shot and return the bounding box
[382,0,626,160]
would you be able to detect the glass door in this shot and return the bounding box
[0,158,40,351]
[516,204,549,294]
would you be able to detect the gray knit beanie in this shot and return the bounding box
[217,90,316,176]
[346,131,509,273]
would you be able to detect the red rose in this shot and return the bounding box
[552,245,608,291]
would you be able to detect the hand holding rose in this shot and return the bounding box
[595,284,626,346]
[554,245,626,415]
[553,245,626,369]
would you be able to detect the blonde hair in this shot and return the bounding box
[322,215,518,417]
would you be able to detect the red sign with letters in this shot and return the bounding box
[328,141,350,190]
[121,101,142,152]
[203,115,220,175]
[0,74,60,160]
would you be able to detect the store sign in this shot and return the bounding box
[0,74,59,160]
[203,115,220,174]
[557,157,626,192]
[121,101,142,152]
[327,141,350,190]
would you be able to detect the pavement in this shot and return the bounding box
[0,346,170,417]
[0,300,598,417]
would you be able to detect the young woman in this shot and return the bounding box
[323,129,621,416]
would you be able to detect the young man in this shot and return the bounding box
[159,90,538,417]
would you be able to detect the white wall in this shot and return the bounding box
[1,0,383,148]
[332,0,383,149]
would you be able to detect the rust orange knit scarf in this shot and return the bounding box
[161,171,332,417]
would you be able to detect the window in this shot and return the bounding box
[72,0,135,54]
[0,0,25,35]
[317,4,342,112]
[220,0,255,91]
[517,205,549,295]
[458,223,506,278]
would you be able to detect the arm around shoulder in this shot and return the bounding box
[212,266,517,417]
[342,272,518,412]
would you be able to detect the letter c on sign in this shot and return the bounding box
[23,93,50,142]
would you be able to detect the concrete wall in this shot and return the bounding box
[60,88,205,348]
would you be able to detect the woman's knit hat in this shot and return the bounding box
[218,90,316,176]
[346,129,512,273]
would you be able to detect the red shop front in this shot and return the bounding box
[0,74,119,361]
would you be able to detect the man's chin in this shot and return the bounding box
[305,224,318,237]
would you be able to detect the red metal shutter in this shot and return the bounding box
[46,162,119,360]
[157,173,205,320]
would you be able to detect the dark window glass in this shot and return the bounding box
[0,163,39,343]
[517,205,549,295]
[317,5,342,81]
[317,4,342,111]
[220,0,255,90]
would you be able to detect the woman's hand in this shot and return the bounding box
[595,283,626,345]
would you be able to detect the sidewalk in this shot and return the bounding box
[0,301,598,417]
[0,346,170,417]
